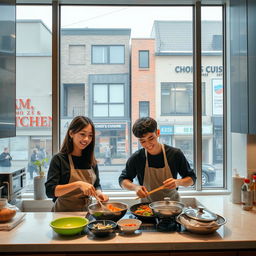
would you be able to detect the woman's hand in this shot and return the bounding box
[135,185,148,198]
[96,192,109,202]
[77,181,96,196]
[163,178,178,190]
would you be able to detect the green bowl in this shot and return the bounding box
[50,217,89,236]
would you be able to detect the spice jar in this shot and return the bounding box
[0,198,16,222]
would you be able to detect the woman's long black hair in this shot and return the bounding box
[60,116,97,167]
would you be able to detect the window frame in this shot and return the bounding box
[15,1,227,197]
[139,50,149,68]
[92,83,125,118]
[139,101,150,117]
[91,45,125,64]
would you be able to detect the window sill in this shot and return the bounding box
[19,190,231,212]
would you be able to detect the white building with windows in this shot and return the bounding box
[151,20,223,165]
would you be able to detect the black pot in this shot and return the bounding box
[130,202,156,223]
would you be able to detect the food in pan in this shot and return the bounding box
[107,204,123,212]
[134,204,153,216]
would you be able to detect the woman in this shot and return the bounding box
[45,116,109,212]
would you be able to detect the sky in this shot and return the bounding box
[17,6,222,37]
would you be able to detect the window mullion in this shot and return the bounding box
[52,0,60,155]
[193,1,202,191]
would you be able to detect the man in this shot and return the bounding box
[119,117,196,202]
[0,147,12,167]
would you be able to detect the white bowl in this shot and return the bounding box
[117,218,142,233]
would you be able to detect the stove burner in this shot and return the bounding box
[156,217,181,232]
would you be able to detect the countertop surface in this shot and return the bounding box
[0,195,256,253]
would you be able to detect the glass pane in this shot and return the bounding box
[109,84,124,103]
[94,84,108,103]
[92,46,107,63]
[109,104,124,117]
[12,6,52,194]
[93,105,108,117]
[109,46,124,64]
[139,50,149,68]
[139,101,149,117]
[61,6,195,191]
[201,6,223,188]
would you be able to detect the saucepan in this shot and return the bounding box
[149,197,184,218]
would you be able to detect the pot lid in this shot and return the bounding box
[184,206,218,222]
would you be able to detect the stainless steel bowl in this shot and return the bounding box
[88,201,128,222]
[149,200,184,218]
[176,213,226,234]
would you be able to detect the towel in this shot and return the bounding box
[179,214,219,228]
[0,212,26,231]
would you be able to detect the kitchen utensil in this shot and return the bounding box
[176,213,226,234]
[87,220,117,237]
[50,216,89,236]
[94,195,111,212]
[149,197,184,218]
[130,202,156,223]
[134,185,165,200]
[184,206,218,222]
[88,201,128,222]
[117,218,142,234]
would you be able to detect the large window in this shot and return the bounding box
[2,3,226,195]
[1,6,53,193]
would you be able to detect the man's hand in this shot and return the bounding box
[163,178,178,190]
[135,185,149,198]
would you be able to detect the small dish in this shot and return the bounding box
[117,218,142,233]
[87,220,117,237]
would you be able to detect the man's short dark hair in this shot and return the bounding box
[132,117,157,138]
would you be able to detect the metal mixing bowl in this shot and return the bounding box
[88,201,128,222]
[176,213,227,234]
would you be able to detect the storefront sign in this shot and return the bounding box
[160,125,174,135]
[212,79,223,116]
[95,124,126,130]
[61,120,126,132]
[174,125,212,135]
[16,98,52,127]
[175,65,223,75]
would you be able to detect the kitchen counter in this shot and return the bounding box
[0,195,255,254]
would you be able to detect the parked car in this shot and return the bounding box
[188,160,216,186]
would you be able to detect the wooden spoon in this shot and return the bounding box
[134,185,165,200]
[94,195,111,212]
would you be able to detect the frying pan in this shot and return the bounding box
[130,202,156,223]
